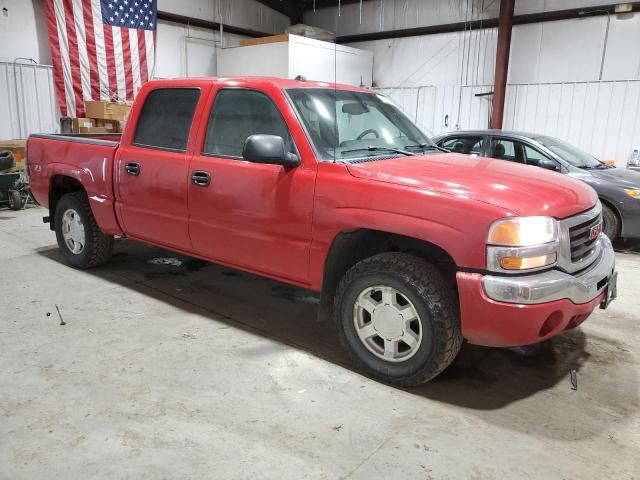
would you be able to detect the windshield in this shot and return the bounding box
[534,136,603,169]
[286,88,433,162]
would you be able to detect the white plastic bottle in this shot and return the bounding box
[629,147,640,169]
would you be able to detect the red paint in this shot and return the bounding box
[27,77,604,348]
[457,271,603,347]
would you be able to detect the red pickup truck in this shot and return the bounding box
[27,77,617,386]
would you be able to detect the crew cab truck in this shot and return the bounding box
[27,77,617,386]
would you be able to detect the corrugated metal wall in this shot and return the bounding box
[379,80,640,166]
[0,61,59,140]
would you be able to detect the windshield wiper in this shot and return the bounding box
[404,143,449,153]
[341,146,414,157]
[578,164,609,170]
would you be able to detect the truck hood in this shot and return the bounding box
[346,153,597,218]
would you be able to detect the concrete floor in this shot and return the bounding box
[1,206,639,479]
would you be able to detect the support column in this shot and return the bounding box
[490,0,515,129]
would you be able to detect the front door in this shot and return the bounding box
[188,87,316,284]
[115,87,202,251]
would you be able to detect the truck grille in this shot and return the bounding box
[569,214,602,262]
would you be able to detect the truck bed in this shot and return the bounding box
[27,133,124,236]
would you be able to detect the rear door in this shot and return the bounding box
[487,137,526,164]
[187,86,316,283]
[115,87,203,251]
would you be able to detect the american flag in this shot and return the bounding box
[45,0,157,118]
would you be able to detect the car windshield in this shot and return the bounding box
[286,88,434,162]
[534,136,603,169]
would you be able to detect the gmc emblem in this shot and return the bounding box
[589,223,603,240]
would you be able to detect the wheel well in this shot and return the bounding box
[318,229,457,322]
[48,175,86,230]
[600,197,622,234]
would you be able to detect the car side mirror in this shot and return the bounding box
[242,134,300,168]
[539,159,560,171]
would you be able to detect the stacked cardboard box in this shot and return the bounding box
[72,101,131,134]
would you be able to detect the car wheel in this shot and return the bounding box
[334,252,462,386]
[54,191,113,268]
[7,190,23,210]
[601,203,620,241]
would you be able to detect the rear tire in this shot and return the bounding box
[602,203,620,241]
[334,252,462,386]
[54,192,113,268]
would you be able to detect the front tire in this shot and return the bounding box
[602,203,620,241]
[54,192,113,268]
[334,253,462,386]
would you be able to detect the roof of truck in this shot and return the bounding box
[148,76,372,92]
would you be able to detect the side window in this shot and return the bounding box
[134,88,200,151]
[204,89,294,158]
[441,136,483,155]
[490,139,522,163]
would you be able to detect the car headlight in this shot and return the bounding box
[487,217,559,272]
[624,188,640,199]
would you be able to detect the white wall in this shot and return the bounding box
[336,14,640,87]
[155,20,248,79]
[303,0,624,37]
[158,0,290,34]
[0,62,59,139]
[0,0,50,64]
[348,28,498,87]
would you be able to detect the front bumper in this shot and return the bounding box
[457,234,616,347]
[482,234,615,304]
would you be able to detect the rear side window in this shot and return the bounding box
[134,88,200,151]
[203,89,294,158]
[490,139,521,162]
[441,136,483,155]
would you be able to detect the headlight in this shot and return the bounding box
[624,188,640,199]
[487,217,559,273]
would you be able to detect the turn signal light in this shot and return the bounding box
[499,253,557,270]
[489,221,520,245]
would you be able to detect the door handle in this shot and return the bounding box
[125,162,141,176]
[191,170,211,187]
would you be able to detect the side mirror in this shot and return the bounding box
[242,134,300,168]
[539,159,560,171]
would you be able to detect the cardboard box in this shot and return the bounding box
[79,126,109,134]
[72,118,95,133]
[239,34,290,47]
[94,118,119,133]
[84,101,131,121]
[0,139,26,172]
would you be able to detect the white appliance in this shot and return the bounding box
[217,34,373,87]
